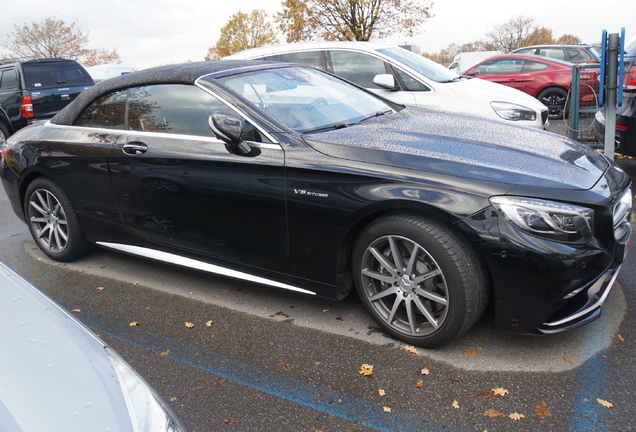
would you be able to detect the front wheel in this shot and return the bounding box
[24,178,92,262]
[352,214,488,348]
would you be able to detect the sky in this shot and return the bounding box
[1,0,634,70]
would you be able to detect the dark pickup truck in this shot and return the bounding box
[0,58,94,143]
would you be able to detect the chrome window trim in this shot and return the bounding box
[194,79,279,145]
[96,242,316,296]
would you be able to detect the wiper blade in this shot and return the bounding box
[359,109,394,123]
[302,123,348,134]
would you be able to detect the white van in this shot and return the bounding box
[226,42,548,129]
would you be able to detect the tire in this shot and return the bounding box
[0,123,8,146]
[24,178,92,262]
[537,87,570,119]
[352,214,488,348]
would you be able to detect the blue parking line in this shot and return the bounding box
[569,327,612,431]
[80,310,470,432]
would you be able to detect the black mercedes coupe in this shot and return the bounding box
[1,60,631,348]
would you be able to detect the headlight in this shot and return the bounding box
[490,101,537,122]
[490,196,594,243]
[107,348,186,432]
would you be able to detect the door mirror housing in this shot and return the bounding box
[209,112,253,155]
[373,74,399,91]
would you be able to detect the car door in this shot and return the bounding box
[0,66,22,131]
[106,83,288,272]
[469,58,529,92]
[327,50,419,106]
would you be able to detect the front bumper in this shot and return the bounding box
[464,189,631,334]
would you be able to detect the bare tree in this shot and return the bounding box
[276,0,434,42]
[1,17,121,66]
[485,15,539,52]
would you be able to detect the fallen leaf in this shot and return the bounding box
[509,413,525,420]
[358,364,374,376]
[96,286,104,291]
[404,346,419,355]
[419,368,430,375]
[185,322,194,328]
[71,309,81,313]
[483,409,505,418]
[166,321,174,325]
[322,309,330,312]
[452,400,460,409]
[224,418,237,423]
[134,282,139,286]
[160,350,171,356]
[563,355,574,364]
[617,334,625,342]
[378,389,386,397]
[535,402,551,418]
[416,380,424,388]
[346,313,356,318]
[473,391,500,399]
[597,398,614,408]
[206,320,213,327]
[382,406,392,413]
[464,346,483,357]
[129,321,140,326]
[492,388,509,397]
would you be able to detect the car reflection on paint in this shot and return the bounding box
[0,60,632,348]
[0,262,186,431]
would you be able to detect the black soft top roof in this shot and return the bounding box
[51,59,286,126]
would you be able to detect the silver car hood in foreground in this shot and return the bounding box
[0,263,185,432]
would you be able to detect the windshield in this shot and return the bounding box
[216,66,395,133]
[377,47,460,82]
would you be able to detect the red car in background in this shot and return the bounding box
[464,54,599,119]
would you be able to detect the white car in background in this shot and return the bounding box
[226,42,549,129]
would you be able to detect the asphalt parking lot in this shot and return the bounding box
[1,122,635,431]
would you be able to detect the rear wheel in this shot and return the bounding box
[24,178,91,262]
[352,214,488,348]
[537,87,570,119]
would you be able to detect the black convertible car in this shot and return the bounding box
[1,60,631,348]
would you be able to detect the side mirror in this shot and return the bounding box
[209,112,252,155]
[373,74,399,91]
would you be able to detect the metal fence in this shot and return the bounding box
[568,64,601,144]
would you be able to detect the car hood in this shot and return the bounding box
[0,263,183,431]
[447,77,546,111]
[302,108,608,190]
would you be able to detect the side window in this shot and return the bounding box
[566,48,593,63]
[538,48,565,61]
[75,90,127,129]
[279,51,323,69]
[329,51,390,88]
[127,84,233,137]
[474,59,524,75]
[393,68,430,91]
[522,61,550,72]
[0,68,18,89]
[515,48,535,55]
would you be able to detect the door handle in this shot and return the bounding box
[122,142,148,155]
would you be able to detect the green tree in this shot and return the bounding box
[1,17,120,66]
[207,10,278,58]
[276,0,434,42]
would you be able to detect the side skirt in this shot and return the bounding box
[96,242,317,296]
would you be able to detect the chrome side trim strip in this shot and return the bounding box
[96,242,316,296]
